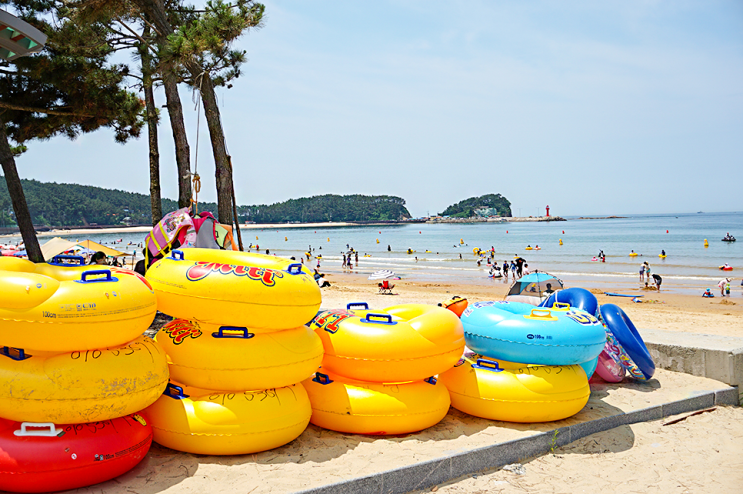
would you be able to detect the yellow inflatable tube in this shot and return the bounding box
[0,257,36,273]
[145,249,321,330]
[144,382,311,455]
[0,335,169,424]
[34,255,109,281]
[440,354,590,423]
[0,268,157,352]
[302,371,450,435]
[155,319,324,391]
[311,303,465,383]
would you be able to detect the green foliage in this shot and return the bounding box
[238,195,411,224]
[440,194,512,218]
[165,0,264,87]
[0,1,145,145]
[0,177,410,226]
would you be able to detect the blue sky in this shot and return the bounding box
[13,0,743,217]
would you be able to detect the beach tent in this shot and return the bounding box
[76,240,130,257]
[505,272,564,306]
[40,237,80,260]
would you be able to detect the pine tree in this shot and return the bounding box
[135,0,263,227]
[0,2,144,262]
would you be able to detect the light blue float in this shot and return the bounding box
[461,301,606,366]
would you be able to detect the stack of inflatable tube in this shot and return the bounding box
[449,299,606,422]
[305,303,464,434]
[144,249,322,454]
[0,257,164,493]
[540,288,655,382]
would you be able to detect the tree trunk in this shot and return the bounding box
[162,71,192,210]
[142,49,162,225]
[135,1,191,210]
[0,116,43,263]
[197,75,233,224]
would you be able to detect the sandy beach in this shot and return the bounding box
[425,405,743,493]
[319,273,743,338]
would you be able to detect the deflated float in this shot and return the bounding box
[156,319,323,391]
[144,382,311,455]
[440,353,590,423]
[0,414,152,494]
[461,301,606,366]
[311,303,465,382]
[302,371,451,435]
[599,304,655,381]
[0,336,169,424]
[0,266,157,352]
[145,249,321,330]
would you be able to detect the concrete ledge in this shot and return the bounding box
[296,388,736,494]
[642,329,743,404]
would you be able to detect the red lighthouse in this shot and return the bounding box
[546,205,550,217]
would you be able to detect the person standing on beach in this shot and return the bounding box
[342,254,347,268]
[639,263,645,282]
[355,252,359,264]
[719,278,729,297]
[644,262,651,284]
[511,261,517,278]
[503,261,509,279]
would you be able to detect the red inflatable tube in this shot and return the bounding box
[0,414,152,493]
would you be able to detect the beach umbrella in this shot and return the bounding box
[368,269,396,280]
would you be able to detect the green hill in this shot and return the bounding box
[0,177,411,226]
[440,194,512,218]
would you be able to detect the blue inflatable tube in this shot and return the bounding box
[541,287,599,317]
[599,304,655,380]
[579,357,599,379]
[461,301,606,366]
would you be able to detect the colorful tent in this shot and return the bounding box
[505,272,564,306]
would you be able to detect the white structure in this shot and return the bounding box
[0,9,47,60]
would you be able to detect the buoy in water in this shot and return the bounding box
[460,239,464,244]
[666,230,669,233]
[376,239,379,244]
[285,237,288,241]
[559,239,563,245]
[562,230,565,234]
[704,239,709,247]
[327,238,330,242]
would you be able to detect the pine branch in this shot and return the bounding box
[0,101,94,118]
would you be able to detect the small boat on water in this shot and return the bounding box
[722,235,736,242]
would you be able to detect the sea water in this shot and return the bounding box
[9,211,741,294]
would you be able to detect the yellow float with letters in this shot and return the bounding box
[311,303,465,383]
[0,335,168,424]
[302,371,451,435]
[440,353,590,423]
[0,267,157,352]
[155,319,324,391]
[145,249,321,330]
[144,382,311,455]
